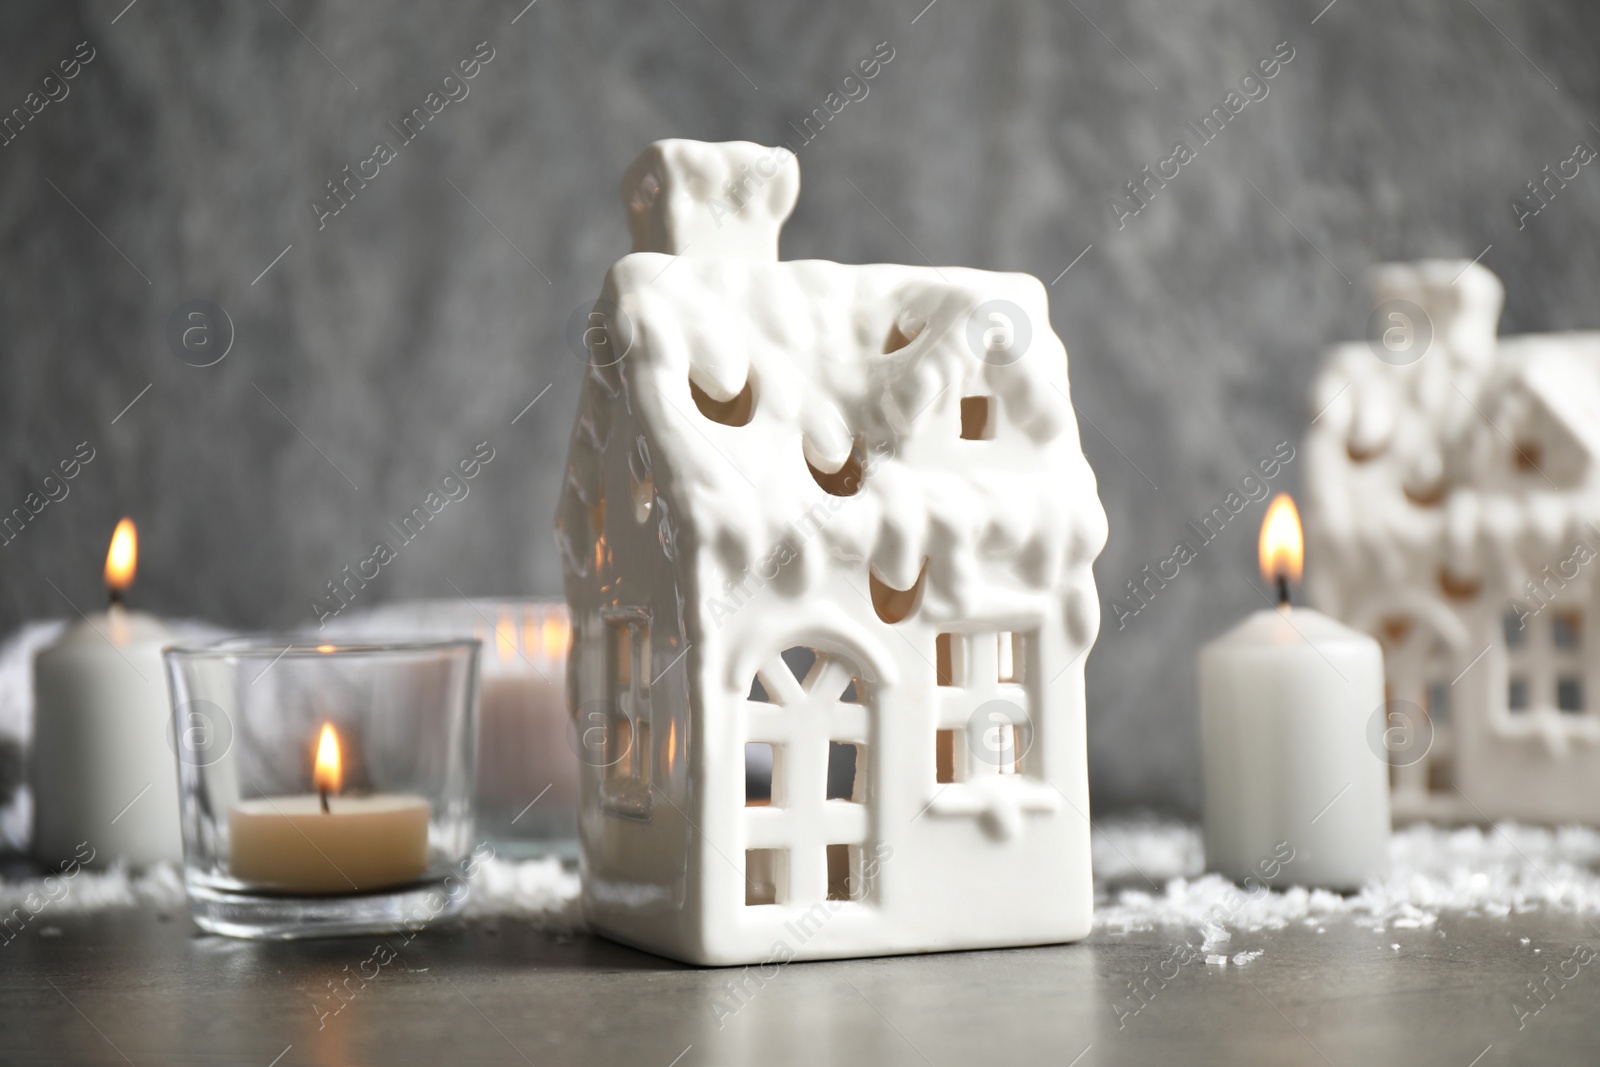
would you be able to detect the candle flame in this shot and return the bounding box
[313,724,342,795]
[1259,494,1304,586]
[104,519,137,593]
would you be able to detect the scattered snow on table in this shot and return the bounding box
[0,861,185,915]
[8,817,1596,939]
[1094,817,1600,939]
[463,856,582,928]
[0,856,584,927]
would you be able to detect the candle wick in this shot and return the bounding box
[107,586,123,608]
[1276,574,1291,607]
[320,788,330,814]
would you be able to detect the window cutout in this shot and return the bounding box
[1427,753,1455,794]
[883,320,922,353]
[1380,615,1415,646]
[1347,440,1382,464]
[588,494,607,572]
[1403,480,1445,507]
[1426,682,1451,725]
[629,438,654,523]
[827,742,863,801]
[936,633,960,687]
[748,676,773,703]
[1514,439,1544,472]
[745,849,784,906]
[960,396,995,441]
[1508,677,1530,713]
[840,677,863,704]
[1554,610,1583,650]
[936,728,959,784]
[1437,566,1480,601]
[870,562,927,624]
[746,743,775,806]
[605,715,633,781]
[1558,676,1584,714]
[982,716,1028,776]
[997,632,1024,683]
[631,471,654,523]
[604,616,650,787]
[689,374,756,427]
[611,620,633,689]
[807,442,865,497]
[827,844,860,902]
[1503,610,1528,649]
[780,646,818,684]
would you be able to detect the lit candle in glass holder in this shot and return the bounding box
[166,637,478,938]
[228,723,430,894]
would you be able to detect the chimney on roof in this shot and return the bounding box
[1369,259,1503,379]
[621,139,799,261]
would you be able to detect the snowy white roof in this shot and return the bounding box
[559,140,1106,634]
[1305,260,1600,625]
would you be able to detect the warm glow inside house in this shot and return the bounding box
[556,140,1107,965]
[1306,260,1600,825]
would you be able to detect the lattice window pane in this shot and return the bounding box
[745,849,786,906]
[827,742,864,802]
[1504,610,1528,649]
[746,743,775,806]
[936,728,961,784]
[1426,682,1451,725]
[1553,609,1583,651]
[826,843,863,902]
[997,632,1024,683]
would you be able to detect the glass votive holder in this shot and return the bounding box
[163,637,478,940]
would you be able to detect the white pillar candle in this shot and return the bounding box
[476,606,576,833]
[1199,496,1390,890]
[228,724,429,894]
[31,520,182,867]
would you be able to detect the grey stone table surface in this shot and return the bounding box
[0,905,1595,1066]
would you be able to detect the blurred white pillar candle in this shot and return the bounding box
[475,606,576,839]
[1199,496,1390,890]
[229,725,429,893]
[31,520,183,867]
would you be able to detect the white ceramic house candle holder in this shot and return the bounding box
[557,139,1108,965]
[1306,260,1600,825]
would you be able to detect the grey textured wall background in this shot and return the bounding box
[3,0,1599,815]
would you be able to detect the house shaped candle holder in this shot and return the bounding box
[1306,260,1600,825]
[557,139,1107,964]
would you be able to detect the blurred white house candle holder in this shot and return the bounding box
[1199,495,1391,890]
[321,599,575,859]
[163,637,478,939]
[32,519,183,868]
[1307,261,1600,825]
